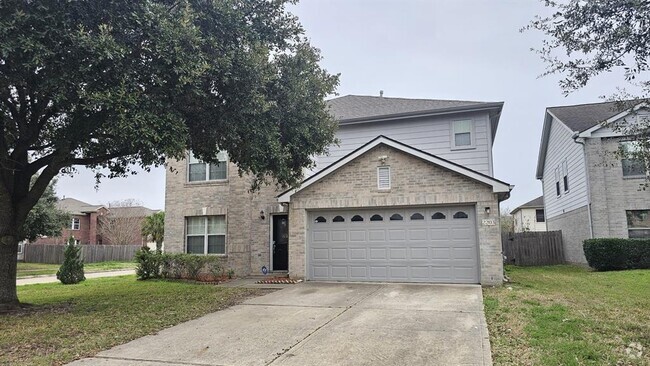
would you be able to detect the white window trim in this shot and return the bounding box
[620,141,647,178]
[187,151,228,183]
[562,160,569,193]
[554,166,561,197]
[71,217,80,230]
[450,119,475,150]
[185,216,227,255]
[377,166,391,190]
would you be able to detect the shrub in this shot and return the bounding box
[206,257,223,280]
[57,237,85,284]
[583,238,650,271]
[184,255,206,280]
[134,247,162,280]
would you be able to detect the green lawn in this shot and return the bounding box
[483,265,650,365]
[17,261,136,278]
[0,276,265,365]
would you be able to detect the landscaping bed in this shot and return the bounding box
[483,265,649,365]
[0,275,269,365]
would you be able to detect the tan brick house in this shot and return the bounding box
[164,95,512,285]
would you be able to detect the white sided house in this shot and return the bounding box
[510,196,546,233]
[536,101,650,264]
[165,95,513,285]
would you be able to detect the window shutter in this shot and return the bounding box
[377,166,391,189]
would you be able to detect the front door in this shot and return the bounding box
[272,215,289,271]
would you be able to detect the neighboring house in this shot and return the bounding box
[510,196,546,232]
[165,95,513,285]
[17,241,24,261]
[536,101,650,264]
[31,197,157,246]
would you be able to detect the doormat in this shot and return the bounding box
[255,278,302,284]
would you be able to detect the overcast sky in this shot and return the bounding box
[57,0,630,212]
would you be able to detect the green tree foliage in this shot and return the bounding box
[21,178,69,242]
[0,0,338,306]
[141,211,165,251]
[56,237,85,285]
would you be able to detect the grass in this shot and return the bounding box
[483,265,650,365]
[17,261,136,278]
[0,275,266,365]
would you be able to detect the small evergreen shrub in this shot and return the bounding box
[56,237,85,284]
[134,247,162,280]
[583,238,650,271]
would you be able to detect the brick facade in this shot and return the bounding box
[164,158,285,277]
[165,145,505,285]
[546,206,591,264]
[586,137,650,238]
[287,144,503,285]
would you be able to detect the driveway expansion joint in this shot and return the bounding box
[95,355,226,366]
[265,285,384,365]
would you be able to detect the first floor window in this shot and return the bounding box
[71,217,80,230]
[535,209,545,223]
[626,210,650,238]
[186,216,226,254]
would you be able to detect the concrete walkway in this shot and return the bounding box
[17,269,135,286]
[68,282,492,366]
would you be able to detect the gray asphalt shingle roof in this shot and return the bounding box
[326,95,492,122]
[547,101,626,132]
[511,196,544,214]
[57,198,104,215]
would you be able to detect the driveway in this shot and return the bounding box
[68,282,492,366]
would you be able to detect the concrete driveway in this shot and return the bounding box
[69,282,492,366]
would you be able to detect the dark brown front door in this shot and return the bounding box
[272,215,289,271]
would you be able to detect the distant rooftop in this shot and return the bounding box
[510,196,544,214]
[57,198,104,215]
[326,95,499,122]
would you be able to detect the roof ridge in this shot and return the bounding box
[330,94,488,104]
[547,99,638,110]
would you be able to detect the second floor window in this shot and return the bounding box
[562,160,569,192]
[188,151,228,182]
[452,120,473,148]
[535,209,545,223]
[71,218,80,230]
[620,141,645,177]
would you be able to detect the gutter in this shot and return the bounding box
[572,132,594,239]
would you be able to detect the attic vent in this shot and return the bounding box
[377,166,391,190]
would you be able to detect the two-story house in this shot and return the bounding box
[510,196,546,233]
[165,95,513,285]
[536,101,650,264]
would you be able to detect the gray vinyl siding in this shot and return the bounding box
[313,111,492,176]
[542,118,589,219]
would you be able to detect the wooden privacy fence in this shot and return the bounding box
[502,231,565,266]
[23,244,141,264]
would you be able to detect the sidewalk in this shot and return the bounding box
[17,269,135,286]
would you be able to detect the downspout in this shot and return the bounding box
[572,133,594,239]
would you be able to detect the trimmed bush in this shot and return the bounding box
[135,251,227,281]
[583,238,650,271]
[57,237,85,284]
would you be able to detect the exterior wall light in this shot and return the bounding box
[484,207,491,215]
[260,210,265,220]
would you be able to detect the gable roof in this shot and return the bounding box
[57,198,105,215]
[546,101,625,133]
[510,196,544,215]
[536,100,645,179]
[277,135,513,203]
[108,206,159,217]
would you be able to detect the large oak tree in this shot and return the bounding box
[0,0,338,308]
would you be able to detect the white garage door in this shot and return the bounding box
[307,206,479,283]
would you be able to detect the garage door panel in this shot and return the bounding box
[331,248,348,260]
[308,206,478,284]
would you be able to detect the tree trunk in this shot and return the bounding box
[0,235,19,309]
